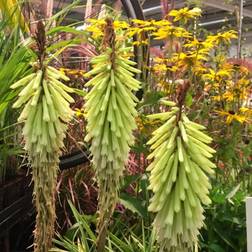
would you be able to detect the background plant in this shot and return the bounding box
[200,183,247,252]
[0,16,32,184]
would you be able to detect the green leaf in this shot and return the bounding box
[73,88,86,97]
[68,200,96,242]
[209,243,225,252]
[211,189,226,204]
[46,38,82,53]
[109,233,133,252]
[120,174,141,190]
[226,184,240,200]
[185,92,193,107]
[119,192,148,219]
[213,227,237,250]
[47,26,87,36]
[140,91,165,108]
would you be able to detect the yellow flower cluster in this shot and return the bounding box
[151,30,237,95]
[151,29,237,80]
[204,60,252,124]
[85,8,202,44]
[140,7,251,127]
[85,9,249,126]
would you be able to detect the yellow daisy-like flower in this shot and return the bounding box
[192,63,208,76]
[239,107,251,113]
[207,30,237,45]
[223,91,234,102]
[203,68,233,82]
[59,68,85,76]
[237,78,250,87]
[132,39,149,46]
[173,51,207,68]
[152,64,167,73]
[184,38,202,48]
[87,18,106,25]
[131,19,153,26]
[167,65,179,72]
[127,26,156,38]
[239,66,249,76]
[86,25,104,39]
[184,38,215,54]
[75,108,85,118]
[86,19,131,39]
[152,26,191,40]
[153,19,171,27]
[153,57,167,64]
[212,95,221,101]
[216,110,248,124]
[113,20,129,29]
[169,7,201,23]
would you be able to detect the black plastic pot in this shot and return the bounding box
[0,151,90,251]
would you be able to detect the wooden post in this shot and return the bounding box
[237,0,244,59]
[246,197,252,252]
[85,0,93,20]
[41,0,54,18]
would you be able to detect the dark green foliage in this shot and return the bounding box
[0,21,33,183]
[200,183,247,252]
